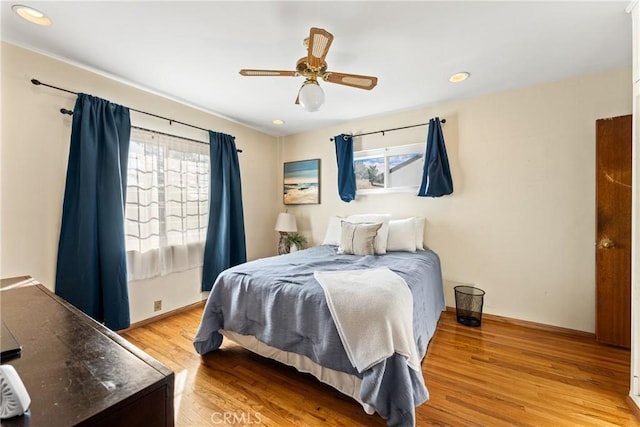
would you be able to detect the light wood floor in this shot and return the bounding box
[121,307,640,426]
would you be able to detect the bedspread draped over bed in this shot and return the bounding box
[193,245,445,427]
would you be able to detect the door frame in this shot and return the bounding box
[624,0,639,412]
[629,53,640,406]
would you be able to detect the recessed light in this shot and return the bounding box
[272,119,285,125]
[12,4,51,26]
[449,72,470,83]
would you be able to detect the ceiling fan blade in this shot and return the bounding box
[322,72,378,90]
[307,27,334,69]
[239,69,297,77]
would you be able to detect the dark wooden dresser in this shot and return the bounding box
[0,277,174,427]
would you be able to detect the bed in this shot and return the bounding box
[193,243,445,426]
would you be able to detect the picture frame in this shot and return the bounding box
[283,159,321,205]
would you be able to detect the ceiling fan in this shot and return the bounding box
[239,27,378,112]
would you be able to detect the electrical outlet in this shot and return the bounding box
[153,300,162,312]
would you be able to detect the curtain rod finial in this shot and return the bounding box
[31,79,41,86]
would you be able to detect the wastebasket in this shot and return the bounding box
[454,285,485,327]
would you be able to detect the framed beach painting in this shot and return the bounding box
[283,159,321,205]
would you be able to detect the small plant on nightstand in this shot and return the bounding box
[286,233,307,253]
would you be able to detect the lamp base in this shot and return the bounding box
[278,232,290,255]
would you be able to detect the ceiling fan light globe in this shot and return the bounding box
[299,81,325,112]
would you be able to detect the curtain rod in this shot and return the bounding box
[58,108,242,152]
[32,78,242,152]
[328,118,446,141]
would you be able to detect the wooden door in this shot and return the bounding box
[596,114,632,348]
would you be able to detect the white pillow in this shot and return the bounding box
[345,214,391,254]
[387,218,417,252]
[322,216,344,246]
[337,222,382,256]
[414,216,425,250]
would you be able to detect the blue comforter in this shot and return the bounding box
[193,245,445,426]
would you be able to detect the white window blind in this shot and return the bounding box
[125,128,210,281]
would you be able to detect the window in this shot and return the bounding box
[354,143,425,194]
[125,128,210,280]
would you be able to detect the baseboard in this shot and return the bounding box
[122,302,594,338]
[121,299,206,332]
[445,306,595,339]
[627,395,640,420]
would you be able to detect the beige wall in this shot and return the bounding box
[280,67,632,333]
[0,42,279,323]
[1,41,632,332]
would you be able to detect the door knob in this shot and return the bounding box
[600,238,615,248]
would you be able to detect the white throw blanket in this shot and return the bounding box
[314,267,420,373]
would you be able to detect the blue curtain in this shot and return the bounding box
[201,131,247,291]
[418,117,453,197]
[334,133,356,202]
[55,93,131,330]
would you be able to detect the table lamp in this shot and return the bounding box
[275,212,297,255]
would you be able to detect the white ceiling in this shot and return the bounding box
[0,1,632,137]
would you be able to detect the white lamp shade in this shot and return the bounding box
[298,80,325,112]
[275,213,297,232]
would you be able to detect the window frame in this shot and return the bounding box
[353,142,425,195]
